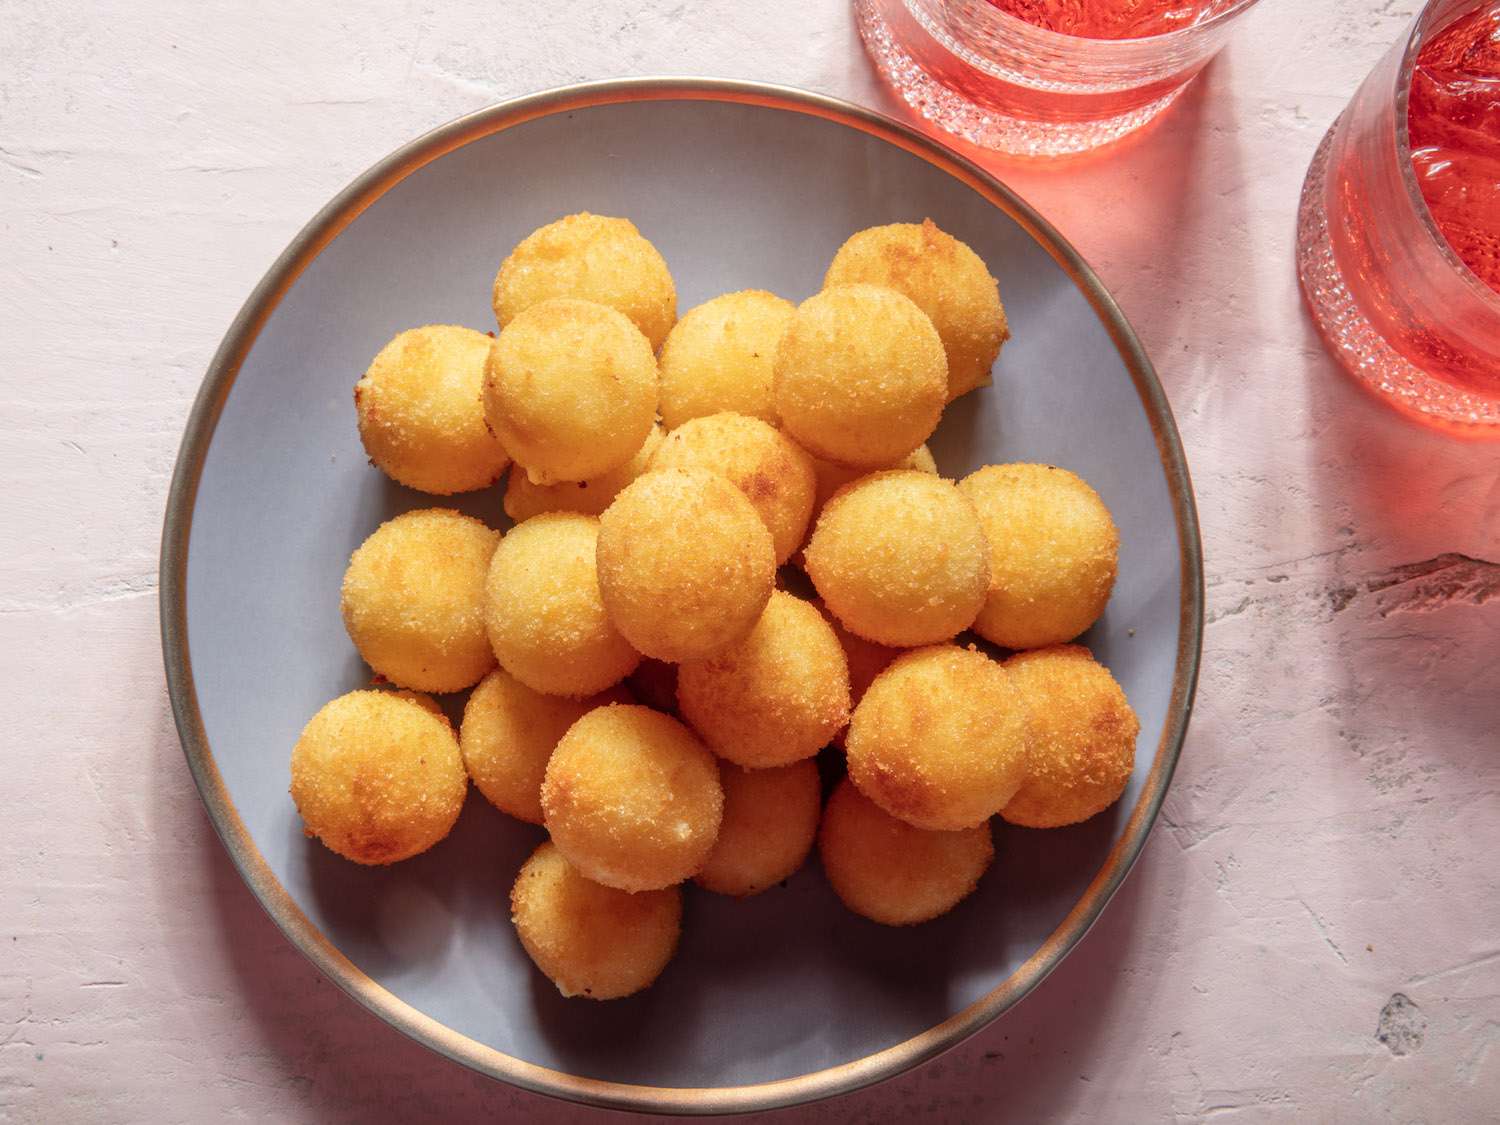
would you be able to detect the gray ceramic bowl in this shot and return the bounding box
[161,79,1202,1115]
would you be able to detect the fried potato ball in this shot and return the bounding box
[805,471,989,647]
[677,591,850,768]
[483,298,657,485]
[806,443,937,533]
[627,657,679,714]
[1001,645,1140,828]
[503,425,663,523]
[460,670,631,824]
[492,212,677,350]
[353,325,511,495]
[818,603,900,748]
[818,779,993,926]
[511,842,682,1000]
[696,759,822,897]
[773,284,946,468]
[290,690,467,865]
[846,645,1029,831]
[649,412,816,565]
[658,290,794,429]
[596,468,776,662]
[958,464,1119,650]
[341,509,498,692]
[483,512,640,697]
[824,220,1008,402]
[541,705,723,891]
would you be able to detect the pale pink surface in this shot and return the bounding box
[3,2,1499,1122]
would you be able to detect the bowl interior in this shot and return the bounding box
[179,94,1190,1094]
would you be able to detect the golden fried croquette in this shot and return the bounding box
[596,468,776,662]
[460,670,630,824]
[511,841,682,1000]
[806,443,937,534]
[354,325,511,495]
[805,471,989,647]
[773,284,946,467]
[627,657,679,714]
[483,512,640,697]
[290,690,467,864]
[492,212,677,350]
[541,704,723,891]
[846,645,1029,830]
[958,464,1119,650]
[677,591,850,768]
[649,412,816,565]
[340,509,498,692]
[658,289,793,429]
[824,220,1008,402]
[818,779,993,926]
[1001,645,1139,828]
[503,425,663,523]
[696,759,821,897]
[818,603,900,748]
[483,299,657,485]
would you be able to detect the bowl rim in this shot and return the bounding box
[159,76,1205,1116]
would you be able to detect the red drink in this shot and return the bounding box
[1407,2,1500,294]
[1296,0,1500,434]
[855,0,1262,156]
[985,0,1217,40]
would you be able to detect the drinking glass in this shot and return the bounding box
[855,0,1265,157]
[1296,0,1500,436]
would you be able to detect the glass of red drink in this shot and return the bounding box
[1297,0,1500,436]
[855,0,1264,157]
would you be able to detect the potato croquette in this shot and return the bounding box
[658,290,794,428]
[290,690,467,865]
[541,705,723,891]
[805,471,989,647]
[677,591,850,768]
[696,760,821,897]
[818,779,993,926]
[484,299,657,485]
[824,220,1008,402]
[846,645,1029,831]
[460,670,630,824]
[958,464,1119,650]
[354,325,511,495]
[503,425,663,523]
[819,603,900,748]
[493,212,677,350]
[341,509,498,692]
[511,842,682,1000]
[807,443,937,533]
[773,284,947,468]
[596,468,776,662]
[483,513,640,697]
[1001,646,1139,828]
[650,412,817,565]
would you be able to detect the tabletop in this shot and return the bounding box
[3,1,1498,1121]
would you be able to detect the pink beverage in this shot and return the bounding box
[1407,2,1500,294]
[1296,0,1500,435]
[855,0,1263,157]
[985,0,1218,39]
